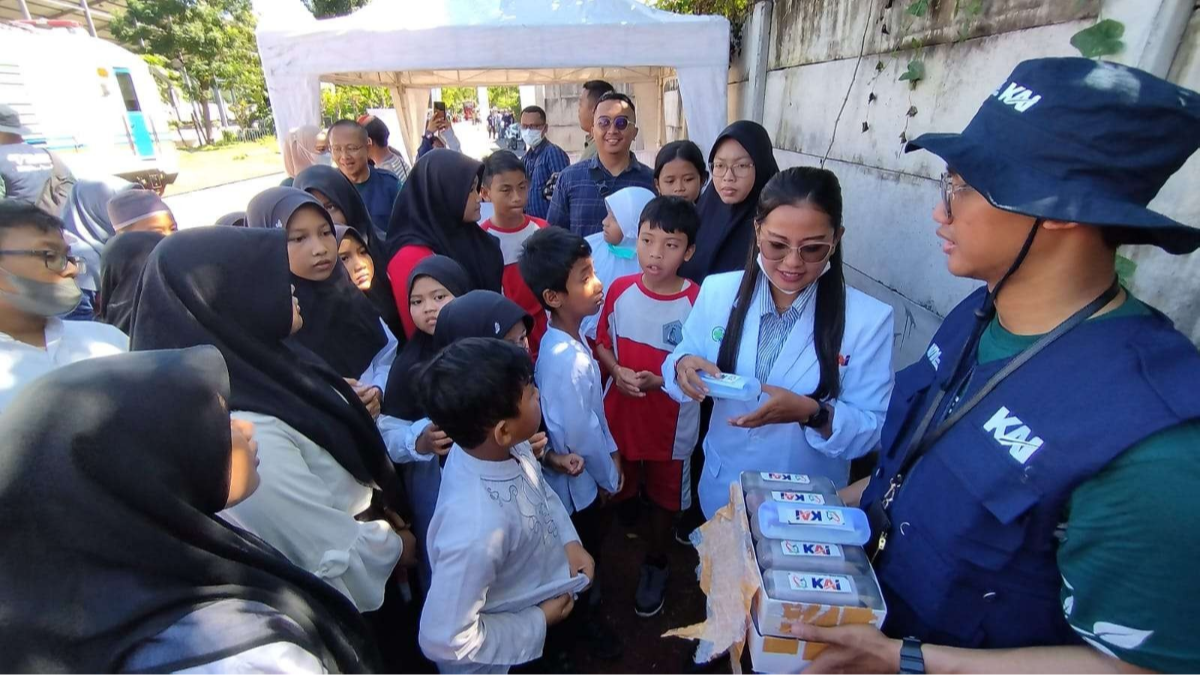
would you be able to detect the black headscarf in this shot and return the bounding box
[95,231,164,334]
[0,347,376,673]
[381,255,471,421]
[433,289,532,350]
[215,211,248,227]
[129,226,405,513]
[247,188,388,380]
[680,121,780,283]
[294,165,405,339]
[385,149,503,293]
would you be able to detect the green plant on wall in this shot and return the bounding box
[1071,19,1126,58]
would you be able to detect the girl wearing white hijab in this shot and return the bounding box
[582,186,655,339]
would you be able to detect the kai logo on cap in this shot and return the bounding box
[786,572,853,594]
[780,541,841,558]
[992,81,1042,112]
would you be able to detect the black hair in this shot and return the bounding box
[519,106,548,124]
[328,119,367,141]
[0,201,64,241]
[639,196,700,246]
[582,80,616,105]
[483,150,527,185]
[418,337,534,449]
[518,227,592,312]
[654,140,708,184]
[363,117,390,147]
[596,91,636,115]
[716,167,847,401]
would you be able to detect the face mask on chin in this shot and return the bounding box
[0,266,83,317]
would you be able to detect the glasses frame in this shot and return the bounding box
[754,231,838,264]
[711,160,755,179]
[594,116,632,132]
[0,249,85,274]
[940,172,973,220]
[330,144,365,155]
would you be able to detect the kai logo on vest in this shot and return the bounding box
[983,406,1044,463]
[926,343,942,370]
[992,82,1042,112]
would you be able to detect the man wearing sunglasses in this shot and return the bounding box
[548,92,654,237]
[0,202,127,413]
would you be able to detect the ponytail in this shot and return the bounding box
[714,167,846,401]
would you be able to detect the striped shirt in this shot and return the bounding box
[522,140,570,220]
[755,272,819,382]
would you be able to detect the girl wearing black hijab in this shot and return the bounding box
[293,164,406,339]
[679,120,780,283]
[385,149,504,338]
[247,187,396,412]
[95,230,164,333]
[0,346,377,673]
[131,226,415,613]
[377,255,470,591]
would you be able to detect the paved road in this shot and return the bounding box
[166,172,287,230]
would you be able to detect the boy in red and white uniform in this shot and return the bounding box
[594,196,701,618]
[481,151,549,362]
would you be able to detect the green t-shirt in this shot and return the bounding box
[978,296,1200,672]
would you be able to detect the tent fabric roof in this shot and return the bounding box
[254,0,729,156]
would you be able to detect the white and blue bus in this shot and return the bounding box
[1,21,179,190]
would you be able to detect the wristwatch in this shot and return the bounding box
[802,402,831,428]
[899,637,925,674]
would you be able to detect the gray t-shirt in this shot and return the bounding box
[0,143,56,203]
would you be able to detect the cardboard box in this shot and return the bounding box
[747,613,807,674]
[738,473,887,645]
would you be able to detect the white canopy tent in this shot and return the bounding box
[252,0,729,163]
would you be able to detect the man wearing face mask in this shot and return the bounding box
[0,202,127,413]
[518,106,570,220]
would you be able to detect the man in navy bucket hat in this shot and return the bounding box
[793,58,1200,673]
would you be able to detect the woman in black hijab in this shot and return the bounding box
[0,347,376,673]
[246,187,393,394]
[385,149,504,337]
[293,165,405,339]
[131,226,414,613]
[377,255,470,592]
[95,230,164,333]
[679,120,780,282]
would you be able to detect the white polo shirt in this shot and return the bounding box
[0,318,128,414]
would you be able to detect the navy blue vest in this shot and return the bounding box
[862,288,1200,649]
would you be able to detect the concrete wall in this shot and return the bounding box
[754,0,1200,364]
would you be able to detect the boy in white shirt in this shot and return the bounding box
[0,202,126,413]
[517,226,623,662]
[418,337,593,674]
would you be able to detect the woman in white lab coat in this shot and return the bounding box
[662,167,895,518]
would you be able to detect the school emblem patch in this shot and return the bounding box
[711,326,725,342]
[662,320,683,347]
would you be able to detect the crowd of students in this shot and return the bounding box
[2,56,1200,675]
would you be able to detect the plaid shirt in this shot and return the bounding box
[523,139,570,220]
[547,154,655,237]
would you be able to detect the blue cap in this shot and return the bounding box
[907,58,1200,254]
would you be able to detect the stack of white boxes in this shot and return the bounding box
[738,472,888,673]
